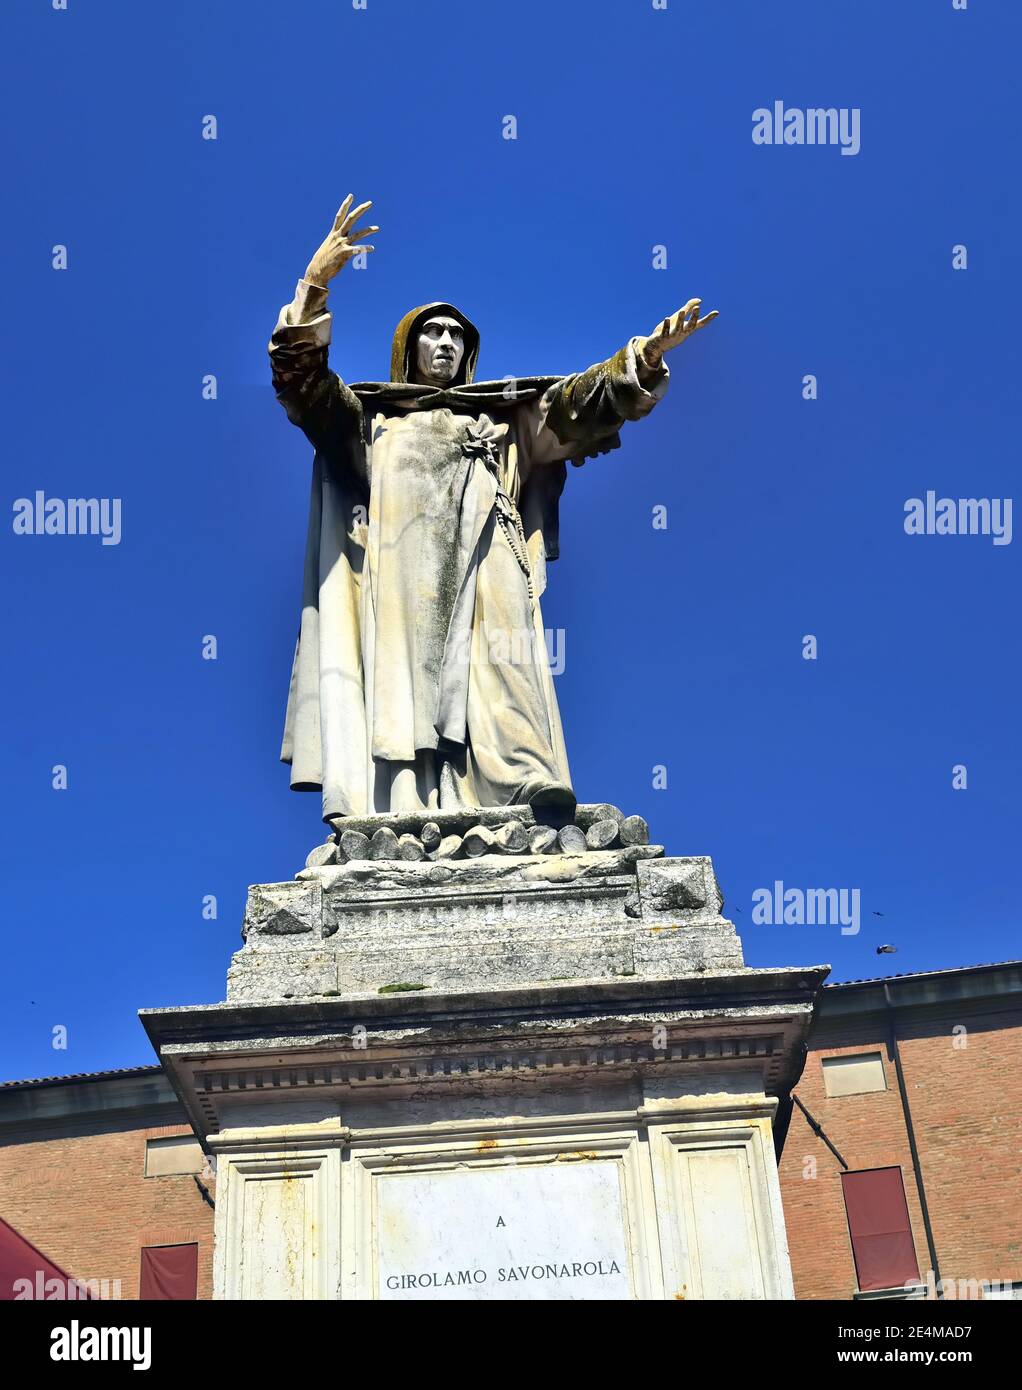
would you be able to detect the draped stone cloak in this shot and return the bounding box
[270,280,669,821]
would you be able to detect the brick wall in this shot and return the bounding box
[779,1002,1022,1299]
[1,1114,214,1300]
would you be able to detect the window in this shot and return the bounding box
[822,1051,887,1097]
[841,1167,920,1293]
[139,1244,198,1300]
[144,1136,204,1177]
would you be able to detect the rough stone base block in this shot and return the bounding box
[227,852,743,1002]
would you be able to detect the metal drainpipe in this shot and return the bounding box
[883,981,943,1298]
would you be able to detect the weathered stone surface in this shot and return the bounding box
[339,830,371,861]
[463,825,496,857]
[243,882,321,939]
[619,815,650,847]
[397,834,425,861]
[557,824,587,854]
[632,919,744,975]
[586,818,620,851]
[226,946,336,1001]
[370,827,401,860]
[331,806,538,841]
[326,804,650,844]
[617,844,665,864]
[228,850,746,1006]
[420,821,442,853]
[299,845,663,891]
[529,825,559,855]
[305,842,339,870]
[334,925,634,995]
[431,834,463,860]
[576,803,625,830]
[636,857,721,916]
[493,819,529,853]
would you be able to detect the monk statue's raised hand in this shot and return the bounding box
[304,194,378,288]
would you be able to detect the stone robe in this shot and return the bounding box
[270,282,669,821]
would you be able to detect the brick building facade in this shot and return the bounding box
[2,961,1019,1300]
[0,1067,214,1300]
[777,961,1022,1300]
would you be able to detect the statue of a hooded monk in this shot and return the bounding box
[270,196,717,823]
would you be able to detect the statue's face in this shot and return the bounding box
[414,315,465,385]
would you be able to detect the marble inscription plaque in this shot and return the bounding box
[376,1160,633,1300]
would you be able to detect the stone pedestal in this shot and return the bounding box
[141,807,827,1301]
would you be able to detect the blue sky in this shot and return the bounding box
[1,0,1018,1082]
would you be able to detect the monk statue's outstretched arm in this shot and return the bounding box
[269,195,378,478]
[527,298,718,466]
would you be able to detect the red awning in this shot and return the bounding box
[0,1216,95,1300]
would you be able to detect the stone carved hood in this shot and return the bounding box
[390,301,481,386]
[348,299,564,410]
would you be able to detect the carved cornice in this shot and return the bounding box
[180,1030,788,1132]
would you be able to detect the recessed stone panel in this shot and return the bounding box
[375,1161,633,1300]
